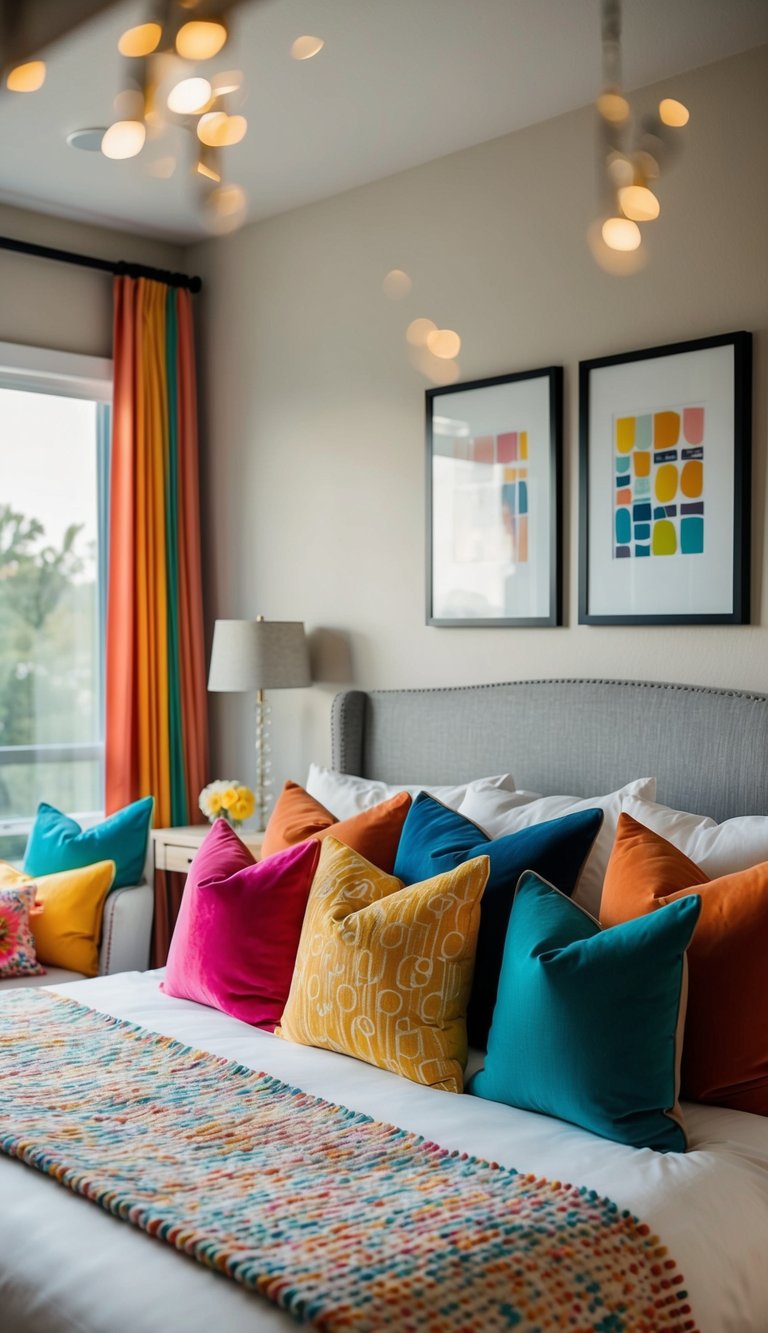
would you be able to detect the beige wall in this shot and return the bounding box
[189,45,768,794]
[0,203,184,357]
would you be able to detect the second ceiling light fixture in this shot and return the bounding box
[102,1,323,233]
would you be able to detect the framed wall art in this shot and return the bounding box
[426,366,562,627]
[579,331,752,625]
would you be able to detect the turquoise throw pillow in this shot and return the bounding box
[24,797,154,891]
[468,872,701,1152]
[394,793,602,1048]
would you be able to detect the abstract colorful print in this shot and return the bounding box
[0,991,698,1332]
[441,426,532,565]
[614,405,705,559]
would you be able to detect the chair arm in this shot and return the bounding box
[98,882,154,975]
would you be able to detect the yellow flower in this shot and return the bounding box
[234,783,254,815]
[220,786,238,811]
[229,787,255,823]
[199,779,254,826]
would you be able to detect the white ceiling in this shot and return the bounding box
[0,0,766,243]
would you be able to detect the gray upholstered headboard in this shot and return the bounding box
[331,679,768,824]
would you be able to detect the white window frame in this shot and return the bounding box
[0,341,113,837]
[0,341,112,402]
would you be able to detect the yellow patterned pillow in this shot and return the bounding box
[276,837,489,1092]
[0,859,115,976]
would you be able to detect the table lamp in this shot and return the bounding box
[208,616,311,831]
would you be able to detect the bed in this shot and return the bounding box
[2,677,768,1333]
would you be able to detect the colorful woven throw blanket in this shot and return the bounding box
[0,990,697,1332]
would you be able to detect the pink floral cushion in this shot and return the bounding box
[0,885,45,980]
[161,819,320,1030]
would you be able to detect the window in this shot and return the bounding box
[0,343,112,863]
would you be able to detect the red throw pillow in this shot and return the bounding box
[601,812,768,1114]
[162,819,320,1030]
[261,781,411,873]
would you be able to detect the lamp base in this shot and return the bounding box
[254,688,272,833]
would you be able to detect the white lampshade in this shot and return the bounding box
[208,619,311,692]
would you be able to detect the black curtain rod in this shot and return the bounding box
[0,233,202,293]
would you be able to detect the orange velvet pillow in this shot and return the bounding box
[261,781,411,873]
[601,812,768,1114]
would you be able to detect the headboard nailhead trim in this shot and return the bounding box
[363,678,768,706]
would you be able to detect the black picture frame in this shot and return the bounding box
[579,331,752,626]
[426,366,563,627]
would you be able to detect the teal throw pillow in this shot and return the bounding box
[24,796,154,891]
[468,872,701,1152]
[394,793,602,1048]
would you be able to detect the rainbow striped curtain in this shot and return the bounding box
[106,276,208,828]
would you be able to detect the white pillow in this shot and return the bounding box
[459,777,657,917]
[622,795,768,878]
[305,764,516,822]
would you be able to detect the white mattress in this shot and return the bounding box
[2,969,768,1333]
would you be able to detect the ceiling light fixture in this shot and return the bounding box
[618,183,660,222]
[406,318,437,347]
[290,36,325,61]
[595,90,629,124]
[197,110,247,147]
[196,156,222,183]
[594,0,688,259]
[659,98,690,128]
[176,19,228,61]
[197,110,226,144]
[6,60,46,92]
[426,329,461,360]
[118,22,162,58]
[100,3,252,232]
[101,120,147,160]
[167,76,213,115]
[601,217,641,251]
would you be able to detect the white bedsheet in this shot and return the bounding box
[2,970,767,1333]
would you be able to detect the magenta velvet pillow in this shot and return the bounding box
[161,819,320,1029]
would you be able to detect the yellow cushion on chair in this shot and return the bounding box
[276,837,489,1092]
[0,860,116,977]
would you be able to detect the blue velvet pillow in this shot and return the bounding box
[394,793,602,1048]
[24,797,154,891]
[469,872,701,1152]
